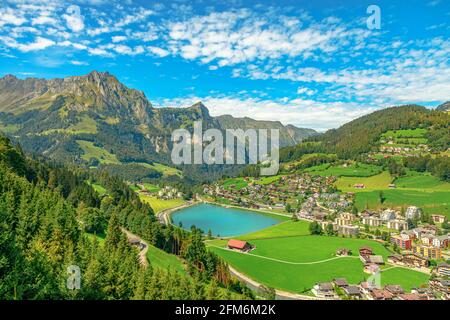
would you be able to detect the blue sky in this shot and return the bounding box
[0,0,449,130]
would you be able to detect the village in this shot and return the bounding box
[204,172,450,300]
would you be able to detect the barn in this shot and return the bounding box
[227,239,252,252]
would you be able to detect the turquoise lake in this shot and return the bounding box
[171,203,282,237]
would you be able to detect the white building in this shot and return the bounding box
[405,206,422,220]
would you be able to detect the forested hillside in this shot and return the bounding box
[0,72,316,184]
[0,135,251,299]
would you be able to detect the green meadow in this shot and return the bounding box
[305,163,382,177]
[77,140,120,164]
[146,244,186,274]
[140,195,185,213]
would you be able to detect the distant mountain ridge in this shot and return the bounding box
[0,71,317,182]
[436,101,450,111]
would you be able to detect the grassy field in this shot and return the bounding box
[206,219,429,293]
[382,128,427,139]
[355,189,450,217]
[140,195,185,213]
[77,140,120,164]
[136,162,182,177]
[87,181,108,196]
[380,267,430,290]
[84,232,106,244]
[146,244,186,274]
[222,177,249,190]
[336,171,393,192]
[336,170,450,218]
[305,163,382,177]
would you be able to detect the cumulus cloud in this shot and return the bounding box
[147,46,169,57]
[0,36,55,52]
[63,5,84,32]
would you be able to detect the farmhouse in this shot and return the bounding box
[359,246,373,257]
[312,282,338,299]
[343,285,362,298]
[368,289,394,300]
[353,183,365,189]
[227,239,252,252]
[333,278,348,288]
[384,285,404,295]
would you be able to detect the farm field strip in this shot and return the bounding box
[208,245,360,265]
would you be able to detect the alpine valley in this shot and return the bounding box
[0,71,317,183]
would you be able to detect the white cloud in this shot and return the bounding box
[112,35,127,43]
[0,8,26,27]
[0,36,55,52]
[31,14,57,26]
[147,46,169,57]
[63,5,84,32]
[70,60,89,66]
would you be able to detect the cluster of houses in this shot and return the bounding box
[204,174,347,213]
[156,186,183,200]
[312,246,450,300]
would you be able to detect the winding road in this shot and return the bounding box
[121,228,149,268]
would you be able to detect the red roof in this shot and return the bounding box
[227,239,248,250]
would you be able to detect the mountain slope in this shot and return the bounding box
[280,105,450,162]
[436,101,450,112]
[0,72,317,182]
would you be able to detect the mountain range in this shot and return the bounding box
[0,71,317,182]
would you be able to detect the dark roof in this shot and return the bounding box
[344,285,361,296]
[385,285,404,294]
[318,282,334,291]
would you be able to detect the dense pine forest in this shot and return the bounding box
[0,135,252,300]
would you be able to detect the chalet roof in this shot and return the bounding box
[227,239,248,250]
[318,282,334,291]
[333,278,348,287]
[385,285,404,294]
[371,289,394,300]
[344,285,361,296]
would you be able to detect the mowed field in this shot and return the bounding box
[207,221,429,293]
[304,162,450,218]
[140,195,185,213]
[337,170,450,218]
